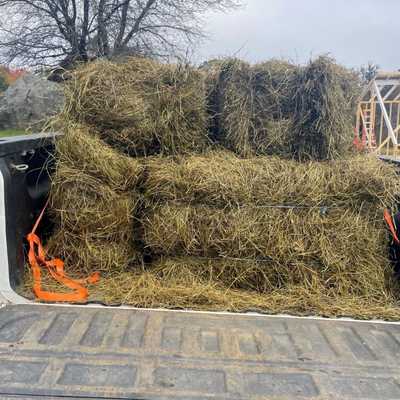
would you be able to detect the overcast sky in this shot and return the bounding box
[198,0,398,70]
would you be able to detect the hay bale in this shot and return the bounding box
[63,58,209,156]
[51,164,137,237]
[137,254,392,299]
[46,231,136,276]
[56,123,144,191]
[144,152,400,209]
[146,256,396,305]
[49,162,140,274]
[64,258,400,320]
[291,56,361,160]
[252,59,298,119]
[19,265,400,319]
[255,119,293,156]
[205,58,298,156]
[143,204,391,294]
[206,59,254,155]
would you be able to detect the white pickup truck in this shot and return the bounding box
[0,133,400,400]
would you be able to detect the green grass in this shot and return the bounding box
[0,129,27,138]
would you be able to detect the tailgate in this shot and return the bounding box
[0,303,400,399]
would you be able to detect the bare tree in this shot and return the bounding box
[359,62,379,84]
[0,0,240,68]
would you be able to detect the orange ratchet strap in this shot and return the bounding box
[26,199,100,303]
[384,209,400,245]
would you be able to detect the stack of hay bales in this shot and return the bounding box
[47,58,209,276]
[48,123,143,275]
[140,152,399,310]
[206,56,360,160]
[29,55,400,319]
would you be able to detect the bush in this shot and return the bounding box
[0,75,8,92]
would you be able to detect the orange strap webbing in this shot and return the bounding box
[26,199,100,302]
[384,209,400,245]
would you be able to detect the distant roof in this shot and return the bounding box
[361,71,400,102]
[376,71,400,80]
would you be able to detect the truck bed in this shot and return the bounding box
[1,303,400,399]
[1,134,400,399]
